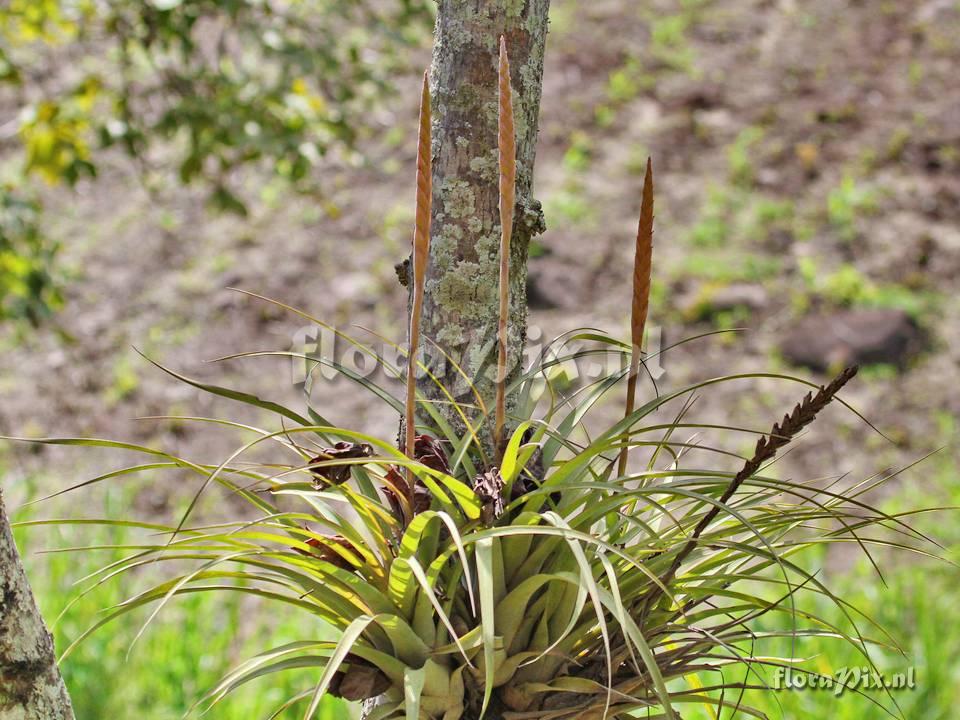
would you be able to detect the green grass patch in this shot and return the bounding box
[678,250,783,284]
[12,490,352,719]
[798,259,940,319]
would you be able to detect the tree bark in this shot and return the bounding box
[0,489,75,720]
[418,0,550,441]
[369,5,551,718]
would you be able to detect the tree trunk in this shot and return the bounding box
[418,0,550,441]
[0,489,75,720]
[371,5,551,718]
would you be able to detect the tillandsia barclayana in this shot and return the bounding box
[4,39,943,720]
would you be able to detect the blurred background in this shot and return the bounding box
[1,1,958,717]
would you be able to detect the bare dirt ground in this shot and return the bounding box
[2,0,958,531]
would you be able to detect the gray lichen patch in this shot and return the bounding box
[481,99,500,127]
[442,180,477,220]
[430,226,463,272]
[433,260,496,319]
[475,229,502,262]
[519,60,539,99]
[467,216,485,234]
[469,152,499,183]
[513,110,531,152]
[436,322,466,348]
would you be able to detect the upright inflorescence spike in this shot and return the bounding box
[617,157,655,478]
[405,71,433,506]
[654,364,860,594]
[495,36,516,459]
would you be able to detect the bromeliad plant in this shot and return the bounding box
[12,41,941,720]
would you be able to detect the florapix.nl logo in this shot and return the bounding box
[288,323,666,403]
[772,666,917,696]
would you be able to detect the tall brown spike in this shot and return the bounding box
[494,36,516,458]
[405,71,432,502]
[617,157,655,477]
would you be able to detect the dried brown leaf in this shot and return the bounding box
[330,656,391,701]
[473,468,505,525]
[308,441,373,486]
[300,535,358,571]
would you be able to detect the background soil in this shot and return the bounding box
[1,0,958,534]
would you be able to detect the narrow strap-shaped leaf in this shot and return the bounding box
[500,420,532,486]
[136,350,317,427]
[475,536,498,716]
[303,615,377,720]
[404,664,426,720]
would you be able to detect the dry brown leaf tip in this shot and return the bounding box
[300,535,360,571]
[329,655,391,701]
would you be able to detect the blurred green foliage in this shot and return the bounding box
[683,558,960,720]
[0,186,62,324]
[2,0,432,201]
[0,0,432,323]
[827,174,879,243]
[797,257,939,318]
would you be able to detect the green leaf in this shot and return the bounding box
[404,664,426,720]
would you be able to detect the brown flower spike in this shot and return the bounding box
[495,35,516,458]
[617,157,655,478]
[404,70,432,507]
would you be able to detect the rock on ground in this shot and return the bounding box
[780,309,923,372]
